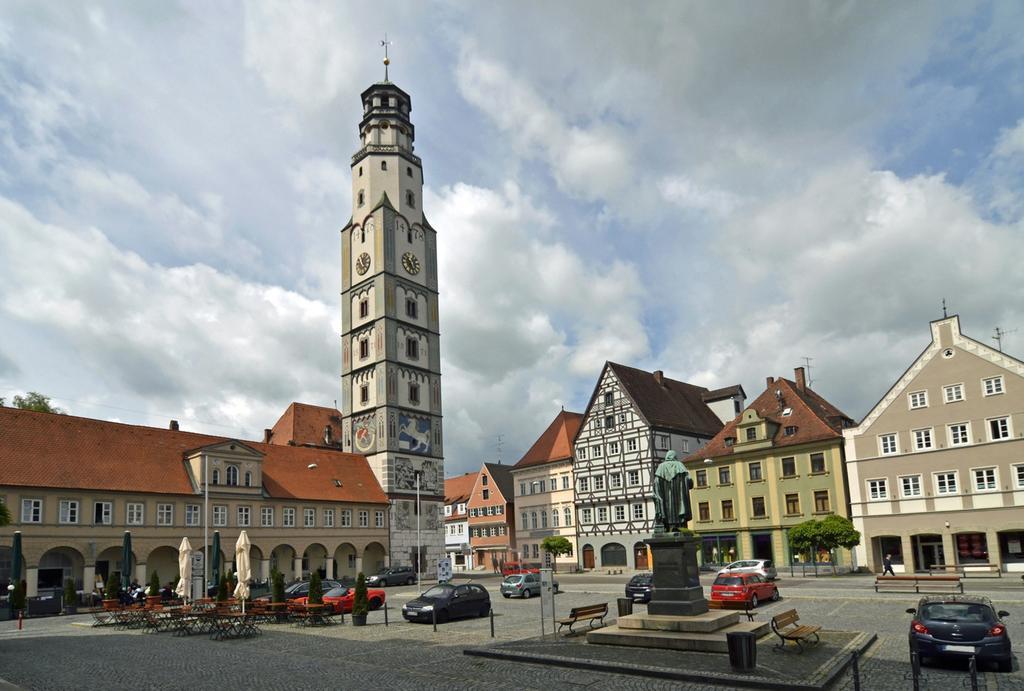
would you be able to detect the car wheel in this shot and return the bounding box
[378,579,387,587]
[369,597,382,611]
[771,589,780,602]
[750,594,759,608]
[997,658,1013,673]
[478,603,490,618]
[522,589,531,598]
[502,593,511,598]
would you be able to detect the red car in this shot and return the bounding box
[710,573,779,608]
[295,585,386,613]
[501,562,540,577]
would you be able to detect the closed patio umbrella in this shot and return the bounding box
[211,531,221,592]
[121,531,133,591]
[175,537,193,603]
[233,531,251,613]
[10,531,22,614]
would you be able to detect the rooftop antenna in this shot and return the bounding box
[380,34,392,81]
[801,356,814,388]
[993,327,1017,353]
[941,298,947,319]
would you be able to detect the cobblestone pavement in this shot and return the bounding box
[0,574,1021,689]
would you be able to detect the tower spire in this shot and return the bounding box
[380,34,392,82]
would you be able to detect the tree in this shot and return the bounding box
[12,392,65,414]
[0,501,10,527]
[352,572,369,617]
[149,570,161,597]
[308,571,323,604]
[541,536,573,572]
[271,568,285,604]
[216,572,229,601]
[788,515,861,575]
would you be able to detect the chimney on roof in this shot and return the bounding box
[169,420,179,431]
[794,367,806,392]
[766,376,774,387]
[653,370,664,385]
[263,428,272,443]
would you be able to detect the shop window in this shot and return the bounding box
[955,533,989,564]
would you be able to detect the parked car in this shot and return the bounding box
[906,596,1013,672]
[294,585,385,613]
[402,583,491,623]
[710,573,779,608]
[255,579,344,602]
[717,559,778,581]
[500,573,558,598]
[366,566,417,587]
[625,573,654,603]
[501,562,540,576]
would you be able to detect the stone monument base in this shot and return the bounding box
[645,534,707,616]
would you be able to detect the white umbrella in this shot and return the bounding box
[175,537,193,603]
[233,531,251,613]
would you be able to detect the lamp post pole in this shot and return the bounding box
[204,456,209,592]
[416,471,421,595]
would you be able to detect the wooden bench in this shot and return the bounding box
[708,598,756,622]
[556,603,608,633]
[874,575,963,593]
[771,609,820,653]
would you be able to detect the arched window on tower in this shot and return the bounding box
[406,166,413,177]
[407,228,412,244]
[359,227,365,243]
[406,191,415,208]
[358,190,365,207]
[381,160,387,171]
[226,466,238,486]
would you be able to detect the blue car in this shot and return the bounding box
[907,596,1013,672]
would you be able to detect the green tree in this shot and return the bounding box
[788,515,861,575]
[216,573,229,601]
[0,501,10,527]
[352,572,368,617]
[64,578,78,607]
[541,536,573,572]
[104,575,119,601]
[271,568,285,603]
[148,570,161,597]
[308,571,323,604]
[12,392,65,414]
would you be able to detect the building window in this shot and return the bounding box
[983,376,1004,396]
[627,470,640,486]
[913,428,933,451]
[745,427,757,441]
[810,453,826,474]
[357,190,365,206]
[59,500,79,524]
[721,500,734,520]
[381,160,387,171]
[359,339,369,359]
[481,475,489,486]
[934,472,958,495]
[867,479,888,500]
[339,509,351,527]
[564,507,572,526]
[698,502,710,521]
[813,491,830,513]
[948,423,970,446]
[360,384,369,404]
[261,507,274,527]
[597,507,608,522]
[604,392,613,406]
[973,467,997,492]
[626,438,637,452]
[657,435,670,449]
[545,478,553,491]
[748,462,763,481]
[632,503,644,520]
[20,498,42,523]
[520,511,527,526]
[908,390,928,409]
[212,469,220,485]
[577,446,587,460]
[751,497,766,518]
[608,441,620,455]
[781,457,796,477]
[604,415,615,430]
[532,544,540,558]
[94,501,113,525]
[531,481,540,494]
[226,466,238,486]
[988,417,1011,441]
[530,511,537,529]
[283,508,296,527]
[594,475,605,491]
[695,469,708,488]
[784,425,797,436]
[244,471,252,487]
[552,511,559,527]
[237,506,250,527]
[299,508,313,527]
[614,505,625,521]
[610,473,622,488]
[519,482,526,496]
[406,337,419,360]
[358,510,369,527]
[157,503,173,526]
[407,166,413,177]
[482,489,490,500]
[375,511,384,527]
[406,191,415,208]
[785,493,800,515]
[592,444,603,458]
[541,510,549,528]
[1015,464,1024,489]
[581,508,592,523]
[943,383,964,403]
[900,475,922,497]
[212,505,226,527]
[324,509,335,528]
[359,299,369,319]
[409,382,420,405]
[128,502,145,525]
[880,434,898,455]
[718,467,731,485]
[405,298,418,319]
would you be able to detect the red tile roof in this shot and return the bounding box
[268,402,344,447]
[0,406,386,504]
[608,362,724,437]
[686,377,854,461]
[444,472,478,505]
[512,410,583,470]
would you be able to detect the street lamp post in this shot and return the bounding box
[415,470,421,594]
[204,455,209,594]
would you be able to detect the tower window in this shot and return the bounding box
[359,299,369,319]
[359,339,369,359]
[406,166,412,177]
[359,227,365,243]
[405,298,418,319]
[358,190,365,207]
[409,383,420,405]
[407,228,413,244]
[406,337,419,360]
[360,384,369,404]
[406,191,415,208]
[381,161,387,171]
[358,166,363,177]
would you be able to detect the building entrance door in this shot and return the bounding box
[582,545,595,569]
[912,535,945,572]
[634,544,649,570]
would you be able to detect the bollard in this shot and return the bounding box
[910,647,920,691]
[432,606,437,632]
[384,601,388,627]
[850,650,860,691]
[969,655,979,691]
[18,610,24,630]
[490,608,494,638]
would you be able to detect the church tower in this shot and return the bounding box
[340,70,444,572]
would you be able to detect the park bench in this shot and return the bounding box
[874,575,963,593]
[556,603,608,633]
[707,598,756,622]
[771,608,821,653]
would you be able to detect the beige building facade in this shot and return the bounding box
[843,316,1024,574]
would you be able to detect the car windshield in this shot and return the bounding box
[629,575,652,585]
[921,603,994,623]
[324,587,350,597]
[713,576,743,586]
[284,582,306,593]
[502,576,523,584]
[421,585,455,598]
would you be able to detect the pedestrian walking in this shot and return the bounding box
[882,554,895,576]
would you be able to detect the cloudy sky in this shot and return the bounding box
[1,2,1022,476]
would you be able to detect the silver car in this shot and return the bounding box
[717,559,778,581]
[500,573,558,598]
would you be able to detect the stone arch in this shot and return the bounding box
[303,543,329,579]
[146,546,180,586]
[96,544,134,587]
[270,544,297,580]
[38,546,85,590]
[600,542,627,567]
[334,543,358,579]
[363,542,386,575]
[0,546,13,589]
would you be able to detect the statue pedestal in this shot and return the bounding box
[644,535,707,616]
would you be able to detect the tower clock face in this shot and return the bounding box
[356,252,371,275]
[402,252,421,275]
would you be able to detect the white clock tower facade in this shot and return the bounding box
[340,79,444,572]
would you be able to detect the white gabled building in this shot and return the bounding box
[443,472,476,571]
[573,362,743,571]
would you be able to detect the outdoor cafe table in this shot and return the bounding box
[290,603,338,627]
[209,612,262,640]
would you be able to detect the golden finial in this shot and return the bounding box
[380,34,392,81]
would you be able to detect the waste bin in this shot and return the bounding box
[617,597,634,617]
[726,631,757,670]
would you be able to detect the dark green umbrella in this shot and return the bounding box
[121,531,133,590]
[211,531,221,586]
[10,531,22,613]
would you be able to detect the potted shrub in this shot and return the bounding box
[216,573,229,602]
[271,569,285,604]
[146,571,162,607]
[103,575,120,610]
[308,571,323,605]
[63,578,78,614]
[11,580,26,618]
[351,572,368,626]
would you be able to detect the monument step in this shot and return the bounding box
[618,610,739,633]
[586,620,770,653]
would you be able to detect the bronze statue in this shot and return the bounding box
[652,450,694,534]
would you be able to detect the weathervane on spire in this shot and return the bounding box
[380,34,392,81]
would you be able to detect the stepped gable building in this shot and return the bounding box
[511,409,583,569]
[843,315,1024,574]
[338,75,444,572]
[686,368,855,569]
[443,472,477,571]
[466,463,516,571]
[0,406,389,598]
[573,362,743,571]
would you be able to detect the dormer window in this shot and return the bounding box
[784,426,797,436]
[744,427,756,441]
[782,407,792,416]
[725,437,735,447]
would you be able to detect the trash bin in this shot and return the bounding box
[726,630,757,670]
[617,597,634,617]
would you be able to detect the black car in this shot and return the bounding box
[907,596,1013,672]
[626,573,653,603]
[255,579,344,602]
[402,583,491,623]
[367,566,417,587]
